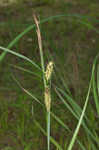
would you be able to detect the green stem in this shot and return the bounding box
[47,111,50,150]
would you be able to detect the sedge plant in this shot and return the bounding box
[0,46,99,149]
[33,14,54,150]
[0,13,99,150]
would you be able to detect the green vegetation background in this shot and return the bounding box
[0,0,99,149]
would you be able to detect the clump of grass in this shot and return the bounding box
[0,13,99,150]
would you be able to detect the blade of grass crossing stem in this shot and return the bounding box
[55,86,89,121]
[55,88,79,119]
[55,87,96,145]
[0,14,99,61]
[34,120,63,150]
[51,112,86,150]
[67,78,92,150]
[55,87,98,143]
[67,54,99,150]
[13,75,86,150]
[77,141,86,150]
[1,14,99,27]
[51,112,70,132]
[9,64,41,79]
[0,46,41,70]
[0,25,33,61]
[12,75,43,105]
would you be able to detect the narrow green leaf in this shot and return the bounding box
[55,87,97,144]
[0,46,41,70]
[67,54,99,150]
[34,120,63,150]
[9,64,41,79]
[97,64,99,96]
[92,55,99,116]
[1,14,99,61]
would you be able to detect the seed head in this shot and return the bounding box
[45,61,54,81]
[44,86,51,112]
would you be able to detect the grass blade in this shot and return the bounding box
[9,64,41,79]
[67,54,99,150]
[12,75,43,105]
[97,64,99,96]
[34,119,63,150]
[92,55,99,116]
[55,86,89,123]
[0,46,41,70]
[1,14,99,61]
[67,79,91,150]
[92,69,99,115]
[12,74,86,150]
[55,86,97,144]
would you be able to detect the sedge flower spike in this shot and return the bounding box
[44,61,54,112]
[44,86,51,112]
[45,61,54,81]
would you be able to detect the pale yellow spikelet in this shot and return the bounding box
[44,86,51,112]
[45,61,54,81]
